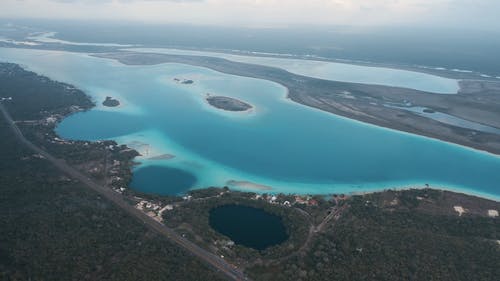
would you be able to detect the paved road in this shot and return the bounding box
[0,103,249,281]
[315,205,348,233]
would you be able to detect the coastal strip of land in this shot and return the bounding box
[94,52,500,155]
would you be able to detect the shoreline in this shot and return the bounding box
[93,51,500,156]
[124,47,497,83]
[4,46,499,155]
[168,46,500,82]
[346,185,500,203]
[4,57,498,203]
[272,68,500,159]
[4,31,499,81]
[278,85,500,159]
[223,177,500,202]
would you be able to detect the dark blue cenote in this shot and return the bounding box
[209,205,289,250]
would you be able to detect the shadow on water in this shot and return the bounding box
[130,165,197,195]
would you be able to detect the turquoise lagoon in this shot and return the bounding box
[0,47,499,199]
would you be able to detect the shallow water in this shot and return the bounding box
[389,106,500,135]
[128,48,459,94]
[1,47,499,199]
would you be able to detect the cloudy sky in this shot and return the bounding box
[1,0,498,29]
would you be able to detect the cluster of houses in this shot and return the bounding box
[109,159,132,195]
[134,199,174,222]
[252,193,320,207]
[454,205,499,218]
[68,105,83,113]
[214,239,235,250]
[488,209,499,218]
[50,136,74,145]
[44,115,58,125]
[251,193,350,207]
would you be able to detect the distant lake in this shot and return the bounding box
[1,47,500,200]
[209,205,288,250]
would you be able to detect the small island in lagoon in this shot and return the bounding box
[205,94,253,112]
[173,78,194,84]
[102,96,120,107]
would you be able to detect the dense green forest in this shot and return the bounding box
[0,63,224,281]
[249,190,500,281]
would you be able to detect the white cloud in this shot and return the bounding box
[0,0,498,29]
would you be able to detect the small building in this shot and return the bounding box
[308,199,319,206]
[295,196,307,204]
[45,116,57,123]
[454,206,467,216]
[488,209,499,218]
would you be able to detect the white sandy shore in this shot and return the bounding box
[147,154,176,160]
[123,140,174,160]
[226,180,273,191]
